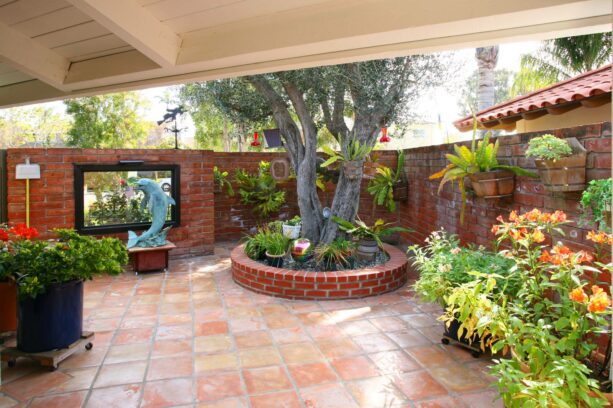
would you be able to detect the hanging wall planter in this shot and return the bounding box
[533,137,586,192]
[263,129,283,148]
[343,160,362,180]
[468,169,515,198]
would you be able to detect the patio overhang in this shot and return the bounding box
[0,0,610,108]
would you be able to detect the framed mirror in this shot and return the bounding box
[74,164,180,234]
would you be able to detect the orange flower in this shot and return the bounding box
[509,211,519,222]
[510,229,522,240]
[532,229,545,243]
[9,224,39,240]
[588,286,610,313]
[551,210,567,223]
[587,230,613,245]
[491,225,500,235]
[496,215,504,223]
[576,250,594,264]
[539,250,551,263]
[526,208,541,221]
[569,287,588,303]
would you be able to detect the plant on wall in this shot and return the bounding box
[525,134,573,161]
[367,150,405,212]
[580,178,612,232]
[234,161,285,218]
[213,166,234,196]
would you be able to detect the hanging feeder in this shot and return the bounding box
[263,129,283,148]
[250,132,261,147]
[379,127,390,143]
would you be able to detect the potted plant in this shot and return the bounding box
[363,152,380,178]
[282,215,302,239]
[580,178,612,232]
[526,134,587,192]
[367,150,407,212]
[332,217,411,261]
[0,226,127,352]
[213,166,234,196]
[243,228,273,261]
[430,125,536,223]
[314,238,355,271]
[0,230,17,334]
[263,232,289,268]
[321,136,373,180]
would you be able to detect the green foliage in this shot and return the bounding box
[243,229,271,260]
[234,161,285,219]
[314,238,355,271]
[86,188,149,226]
[64,92,153,148]
[320,135,373,168]
[333,217,411,248]
[512,33,612,97]
[1,229,127,298]
[283,216,301,227]
[261,230,289,256]
[410,230,517,307]
[213,166,234,196]
[367,150,405,212]
[525,134,573,161]
[580,178,612,232]
[430,123,537,223]
[0,106,70,148]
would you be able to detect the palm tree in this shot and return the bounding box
[475,46,500,112]
[512,33,611,96]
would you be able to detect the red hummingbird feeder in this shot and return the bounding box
[379,127,390,143]
[250,131,261,147]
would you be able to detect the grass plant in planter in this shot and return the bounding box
[243,228,273,261]
[526,134,587,192]
[282,215,301,239]
[263,232,289,268]
[0,226,127,352]
[333,217,410,261]
[430,124,536,223]
[314,238,356,271]
[580,178,612,232]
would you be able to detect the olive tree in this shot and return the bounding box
[182,56,446,244]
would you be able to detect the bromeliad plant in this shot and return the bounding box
[332,216,411,248]
[430,123,536,223]
[235,161,285,219]
[0,225,127,298]
[213,166,234,196]
[367,150,405,212]
[320,136,373,168]
[440,209,611,407]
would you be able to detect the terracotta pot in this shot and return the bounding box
[534,137,587,192]
[363,162,378,179]
[0,281,17,333]
[468,170,515,198]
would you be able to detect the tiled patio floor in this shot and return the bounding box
[0,242,501,408]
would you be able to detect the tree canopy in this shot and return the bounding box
[0,105,70,148]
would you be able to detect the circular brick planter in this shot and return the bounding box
[231,243,408,300]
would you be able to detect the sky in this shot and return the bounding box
[1,40,542,143]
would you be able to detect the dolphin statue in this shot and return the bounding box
[127,178,176,249]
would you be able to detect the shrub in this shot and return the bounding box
[525,134,573,161]
[235,161,285,219]
[580,178,612,232]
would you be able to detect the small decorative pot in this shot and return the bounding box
[469,170,515,198]
[282,224,301,239]
[393,180,409,202]
[534,137,586,192]
[265,251,285,268]
[0,281,17,333]
[356,239,378,261]
[343,161,362,180]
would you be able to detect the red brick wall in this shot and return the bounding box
[399,122,611,253]
[6,148,215,258]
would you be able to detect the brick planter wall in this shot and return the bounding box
[231,243,409,300]
[6,148,215,258]
[400,122,611,256]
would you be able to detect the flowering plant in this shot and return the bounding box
[440,209,611,407]
[0,225,128,298]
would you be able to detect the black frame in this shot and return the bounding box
[74,163,181,234]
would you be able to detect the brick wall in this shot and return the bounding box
[6,148,215,258]
[399,122,611,254]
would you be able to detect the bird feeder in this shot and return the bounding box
[379,127,390,143]
[250,132,261,147]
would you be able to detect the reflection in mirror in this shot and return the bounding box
[74,164,180,234]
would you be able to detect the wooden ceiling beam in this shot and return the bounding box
[0,22,70,91]
[66,0,181,68]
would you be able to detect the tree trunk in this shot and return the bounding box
[475,46,499,111]
[222,118,230,152]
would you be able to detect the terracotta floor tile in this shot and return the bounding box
[147,356,193,380]
[194,334,233,353]
[238,347,282,368]
[260,304,289,316]
[330,356,379,380]
[279,342,324,364]
[250,391,302,408]
[403,313,440,328]
[234,330,272,349]
[29,390,87,408]
[299,383,359,408]
[112,327,154,345]
[305,324,345,340]
[369,316,407,332]
[428,364,488,392]
[352,333,398,353]
[369,350,421,374]
[414,396,466,408]
[228,317,264,332]
[152,338,192,357]
[159,313,192,326]
[392,370,447,400]
[46,367,98,393]
[86,383,142,408]
[457,390,503,408]
[197,397,248,408]
[155,324,193,340]
[195,308,226,321]
[345,377,409,407]
[126,304,158,317]
[316,337,362,358]
[84,317,121,332]
[94,361,147,388]
[196,372,243,402]
[1,371,71,401]
[287,362,337,387]
[406,345,456,368]
[264,314,301,329]
[337,320,380,336]
[270,327,310,344]
[0,394,18,408]
[141,378,194,408]
[195,321,229,336]
[50,347,108,370]
[120,316,157,329]
[195,352,238,374]
[243,366,292,394]
[105,343,150,364]
[386,330,431,348]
